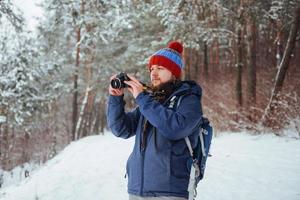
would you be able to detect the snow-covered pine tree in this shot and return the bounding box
[0,0,24,30]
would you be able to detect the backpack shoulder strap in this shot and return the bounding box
[169,93,202,159]
[172,93,203,154]
[184,137,194,158]
[168,92,189,109]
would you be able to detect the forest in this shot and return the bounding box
[0,0,299,172]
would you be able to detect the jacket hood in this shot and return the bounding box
[174,80,202,97]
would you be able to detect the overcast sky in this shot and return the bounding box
[13,0,43,31]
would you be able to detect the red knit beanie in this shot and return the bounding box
[148,41,184,78]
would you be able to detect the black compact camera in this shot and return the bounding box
[110,72,131,89]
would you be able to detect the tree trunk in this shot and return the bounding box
[1,123,9,170]
[235,0,244,107]
[203,40,209,80]
[213,7,220,68]
[81,90,95,137]
[99,98,106,134]
[93,102,101,134]
[185,49,191,80]
[262,4,300,127]
[72,0,85,141]
[0,110,8,169]
[209,42,214,69]
[246,13,257,106]
[81,51,95,137]
[194,50,200,81]
[236,27,243,106]
[75,86,91,140]
[72,27,80,141]
[275,20,284,69]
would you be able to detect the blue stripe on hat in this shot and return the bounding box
[154,48,184,69]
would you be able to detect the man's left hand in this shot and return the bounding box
[124,74,144,98]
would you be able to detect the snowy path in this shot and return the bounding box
[0,132,299,200]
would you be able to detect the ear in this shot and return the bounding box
[171,75,177,84]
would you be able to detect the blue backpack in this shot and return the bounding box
[190,117,213,182]
[169,93,213,200]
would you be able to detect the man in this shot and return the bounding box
[107,41,203,200]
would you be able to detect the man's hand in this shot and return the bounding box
[108,75,124,96]
[124,74,144,99]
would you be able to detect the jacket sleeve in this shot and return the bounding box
[135,92,202,140]
[106,95,140,139]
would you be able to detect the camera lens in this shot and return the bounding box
[111,78,122,89]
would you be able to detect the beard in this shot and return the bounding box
[151,79,180,91]
[149,79,182,102]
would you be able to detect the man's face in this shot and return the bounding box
[150,65,174,87]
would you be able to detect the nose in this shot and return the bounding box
[151,72,159,80]
[151,68,158,76]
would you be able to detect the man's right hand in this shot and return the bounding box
[109,75,124,96]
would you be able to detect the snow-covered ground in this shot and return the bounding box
[0,163,39,188]
[0,131,299,200]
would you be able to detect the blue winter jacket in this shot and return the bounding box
[106,81,203,199]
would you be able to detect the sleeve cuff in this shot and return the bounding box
[108,94,125,105]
